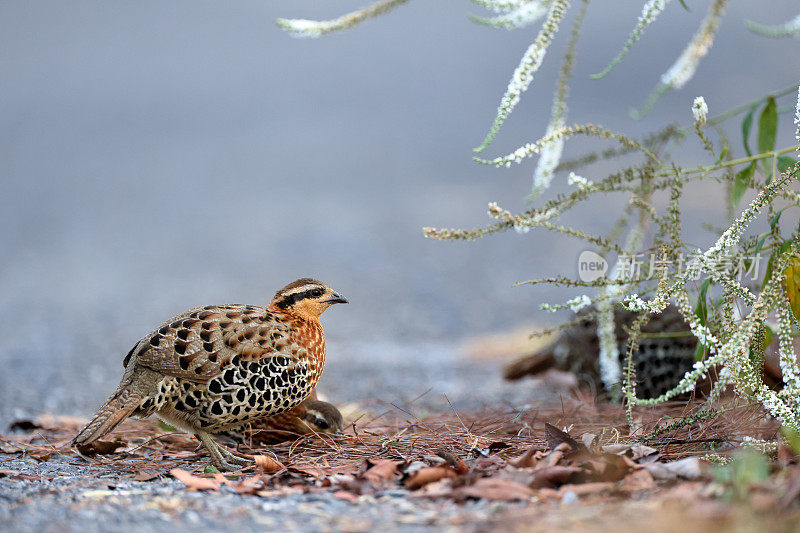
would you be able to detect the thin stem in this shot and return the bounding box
[707,83,799,126]
[657,145,799,178]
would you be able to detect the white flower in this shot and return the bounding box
[623,293,647,311]
[660,1,726,90]
[532,119,565,194]
[566,294,592,312]
[795,86,800,150]
[692,96,708,125]
[470,1,550,30]
[514,223,531,234]
[567,172,592,188]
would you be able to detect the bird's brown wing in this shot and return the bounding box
[124,304,300,383]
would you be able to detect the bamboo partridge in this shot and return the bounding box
[504,305,698,399]
[230,391,344,445]
[72,278,347,470]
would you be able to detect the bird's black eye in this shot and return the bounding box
[312,417,329,430]
[310,288,324,298]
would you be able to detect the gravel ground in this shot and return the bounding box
[0,346,563,533]
[0,454,523,532]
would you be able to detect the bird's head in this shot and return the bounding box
[270,278,348,319]
[301,400,344,435]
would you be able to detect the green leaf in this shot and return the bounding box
[678,0,690,11]
[204,465,220,474]
[782,426,800,456]
[757,97,778,153]
[731,161,756,208]
[753,233,769,256]
[762,324,774,352]
[694,278,710,323]
[770,207,790,232]
[764,239,792,285]
[693,278,710,361]
[716,147,729,165]
[742,104,757,156]
[757,97,778,175]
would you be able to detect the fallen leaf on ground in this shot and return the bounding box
[214,473,263,494]
[579,453,631,482]
[76,438,126,456]
[437,451,469,474]
[618,468,656,492]
[405,466,457,490]
[133,471,160,482]
[333,490,359,502]
[528,465,581,489]
[559,481,615,497]
[488,441,512,452]
[0,470,20,478]
[8,420,41,432]
[362,459,400,482]
[30,450,53,462]
[544,423,585,454]
[254,455,284,473]
[508,444,543,468]
[642,457,703,481]
[458,478,535,501]
[170,468,220,491]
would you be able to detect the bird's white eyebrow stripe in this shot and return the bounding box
[283,284,323,296]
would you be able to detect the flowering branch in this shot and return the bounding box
[276,0,409,38]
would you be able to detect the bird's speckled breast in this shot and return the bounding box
[134,309,327,433]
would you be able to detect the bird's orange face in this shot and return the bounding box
[270,278,348,319]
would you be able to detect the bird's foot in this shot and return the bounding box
[217,446,253,466]
[196,430,253,472]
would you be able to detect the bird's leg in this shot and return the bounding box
[195,431,252,472]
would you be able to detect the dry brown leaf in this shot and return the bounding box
[544,443,571,467]
[333,490,359,502]
[642,457,703,481]
[76,438,126,456]
[362,459,400,482]
[253,455,285,473]
[170,468,220,491]
[508,445,544,468]
[458,478,535,501]
[30,450,53,462]
[580,453,631,483]
[559,481,615,497]
[228,474,264,494]
[132,471,160,482]
[405,466,458,490]
[8,420,41,432]
[618,468,656,493]
[544,423,584,453]
[436,451,468,475]
[529,465,581,489]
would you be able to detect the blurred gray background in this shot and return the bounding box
[1,1,798,423]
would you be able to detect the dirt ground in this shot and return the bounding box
[2,390,798,533]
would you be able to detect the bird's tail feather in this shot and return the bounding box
[72,382,147,446]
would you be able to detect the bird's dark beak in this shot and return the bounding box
[323,293,348,304]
